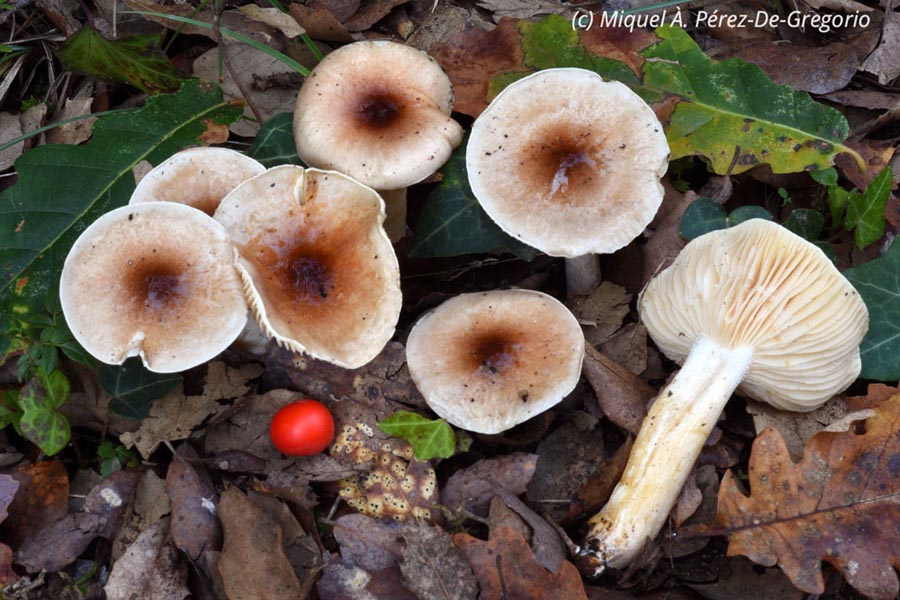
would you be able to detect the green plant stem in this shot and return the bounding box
[300,33,324,62]
[123,10,311,76]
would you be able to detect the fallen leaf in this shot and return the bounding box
[0,113,24,171]
[476,0,567,21]
[488,495,531,541]
[333,514,401,571]
[0,474,19,523]
[111,470,170,561]
[582,345,655,436]
[104,517,190,600]
[600,323,648,376]
[123,0,284,46]
[717,392,900,598]
[563,437,632,525]
[166,444,221,573]
[443,452,538,515]
[217,487,303,599]
[687,556,804,600]
[527,412,605,522]
[490,480,568,573]
[288,3,352,42]
[567,281,631,347]
[343,0,408,31]
[318,558,418,600]
[1,460,69,548]
[121,361,262,458]
[407,3,493,53]
[0,474,18,586]
[861,6,900,85]
[238,5,305,37]
[15,512,104,572]
[397,519,478,600]
[81,468,141,539]
[643,189,699,286]
[454,527,587,600]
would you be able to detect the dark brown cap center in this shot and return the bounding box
[281,254,334,302]
[356,94,401,128]
[519,126,603,203]
[472,337,519,376]
[125,258,189,313]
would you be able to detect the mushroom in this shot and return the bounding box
[60,203,248,373]
[466,68,668,295]
[213,165,402,369]
[293,40,464,240]
[129,147,265,216]
[582,219,869,572]
[406,289,585,434]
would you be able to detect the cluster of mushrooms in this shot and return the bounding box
[60,40,870,574]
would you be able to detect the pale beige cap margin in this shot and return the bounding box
[129,147,265,216]
[60,203,248,373]
[467,68,669,257]
[639,218,869,411]
[406,289,585,434]
[213,165,402,369]
[293,40,464,190]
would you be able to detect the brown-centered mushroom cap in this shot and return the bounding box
[467,68,669,257]
[406,290,585,434]
[293,40,464,190]
[639,218,868,411]
[60,203,248,373]
[213,165,402,369]
[129,147,265,216]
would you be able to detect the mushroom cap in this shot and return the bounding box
[129,147,265,216]
[293,40,464,190]
[60,203,248,373]
[406,290,585,434]
[639,219,869,412]
[214,165,402,368]
[467,68,669,257]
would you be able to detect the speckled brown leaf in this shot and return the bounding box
[166,445,221,573]
[1,461,68,548]
[318,558,418,600]
[82,468,141,539]
[15,512,104,572]
[717,393,900,599]
[104,517,190,600]
[568,281,631,347]
[453,526,586,600]
[217,487,302,599]
[443,452,538,515]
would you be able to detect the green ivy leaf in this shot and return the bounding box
[57,27,187,94]
[409,137,538,260]
[810,167,839,187]
[378,411,456,460]
[641,26,861,175]
[0,80,242,352]
[0,390,21,430]
[98,357,182,419]
[844,241,900,381]
[783,209,825,241]
[844,166,892,250]
[17,369,71,455]
[679,197,773,240]
[248,112,304,168]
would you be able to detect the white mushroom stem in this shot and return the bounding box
[582,336,753,573]
[565,254,601,296]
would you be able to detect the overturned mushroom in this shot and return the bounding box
[129,147,265,216]
[406,290,584,434]
[466,68,668,295]
[60,203,248,373]
[214,166,402,369]
[582,219,868,572]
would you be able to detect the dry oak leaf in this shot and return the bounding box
[453,526,586,600]
[716,392,900,599]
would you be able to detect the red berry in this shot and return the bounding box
[269,400,335,456]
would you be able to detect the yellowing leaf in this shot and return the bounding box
[716,393,900,599]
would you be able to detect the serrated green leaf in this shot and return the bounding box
[783,209,825,241]
[845,166,892,250]
[57,27,187,94]
[0,80,242,344]
[98,357,182,419]
[844,241,900,381]
[248,112,304,168]
[409,138,538,260]
[378,410,456,460]
[18,369,71,455]
[641,25,861,175]
[680,197,773,240]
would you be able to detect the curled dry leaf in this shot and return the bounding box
[2,461,69,548]
[717,392,900,599]
[581,345,656,436]
[453,526,587,600]
[166,445,221,575]
[443,452,538,516]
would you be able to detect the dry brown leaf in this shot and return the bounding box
[121,362,262,459]
[489,480,567,573]
[443,452,538,515]
[600,323,648,375]
[643,187,699,286]
[582,345,655,436]
[217,487,303,599]
[717,392,900,599]
[0,474,18,586]
[686,556,804,600]
[568,281,631,347]
[46,89,96,145]
[238,5,305,37]
[562,437,632,526]
[746,396,860,461]
[318,558,418,599]
[343,0,408,31]
[407,3,493,53]
[104,518,190,600]
[166,445,221,574]
[861,6,900,84]
[2,461,69,548]
[454,526,587,600]
[111,470,170,561]
[289,3,353,42]
[0,113,23,171]
[476,0,567,21]
[488,495,530,541]
[313,0,360,22]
